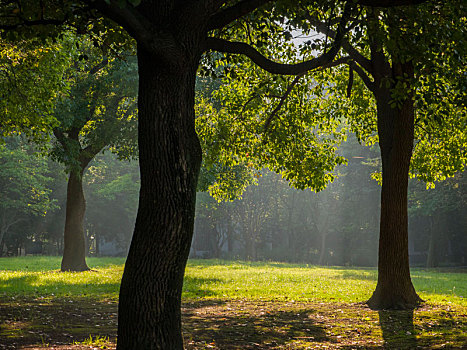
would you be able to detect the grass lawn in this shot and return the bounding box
[0,257,466,349]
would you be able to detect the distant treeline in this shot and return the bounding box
[1,136,465,267]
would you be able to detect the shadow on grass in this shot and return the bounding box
[0,296,118,349]
[329,270,464,301]
[1,295,465,349]
[376,307,467,349]
[0,296,329,350]
[183,276,222,298]
[378,310,417,349]
[182,300,328,349]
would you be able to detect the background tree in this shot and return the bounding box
[51,39,138,271]
[0,138,57,255]
[287,0,467,309]
[84,152,140,256]
[408,173,467,268]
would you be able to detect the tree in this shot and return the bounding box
[0,0,431,347]
[51,41,138,271]
[302,1,466,308]
[408,173,467,268]
[94,3,355,348]
[0,138,57,254]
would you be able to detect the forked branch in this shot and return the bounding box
[205,1,353,75]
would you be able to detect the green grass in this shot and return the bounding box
[0,256,124,300]
[1,257,466,349]
[184,260,467,306]
[0,257,465,307]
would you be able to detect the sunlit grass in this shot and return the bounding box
[183,260,467,307]
[0,256,124,300]
[0,257,465,307]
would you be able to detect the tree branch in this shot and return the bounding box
[0,17,67,30]
[205,1,353,75]
[207,0,273,31]
[80,143,104,168]
[264,73,305,131]
[321,56,351,69]
[86,0,184,64]
[304,13,373,74]
[357,0,428,6]
[206,37,333,75]
[208,35,343,75]
[350,61,376,92]
[52,128,67,148]
[88,58,109,75]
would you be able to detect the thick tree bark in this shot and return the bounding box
[61,170,90,271]
[116,46,202,350]
[367,62,422,309]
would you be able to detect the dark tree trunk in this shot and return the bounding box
[367,61,422,310]
[116,46,202,350]
[95,232,100,256]
[61,170,90,271]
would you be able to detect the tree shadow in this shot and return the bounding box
[182,276,222,298]
[0,296,118,348]
[182,302,328,349]
[378,310,417,349]
[336,270,377,281]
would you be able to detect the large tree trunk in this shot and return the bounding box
[367,62,422,310]
[61,170,90,271]
[116,46,202,349]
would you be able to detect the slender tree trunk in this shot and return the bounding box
[61,170,90,271]
[95,232,100,256]
[244,233,256,260]
[318,231,328,265]
[116,46,202,350]
[287,192,296,252]
[0,230,5,255]
[0,231,4,257]
[367,62,422,309]
[426,215,437,268]
[227,223,233,253]
[212,228,221,258]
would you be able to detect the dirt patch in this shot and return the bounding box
[0,297,465,349]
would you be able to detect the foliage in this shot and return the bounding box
[50,35,138,173]
[196,58,348,193]
[409,173,466,217]
[0,138,58,246]
[0,37,72,143]
[303,0,467,185]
